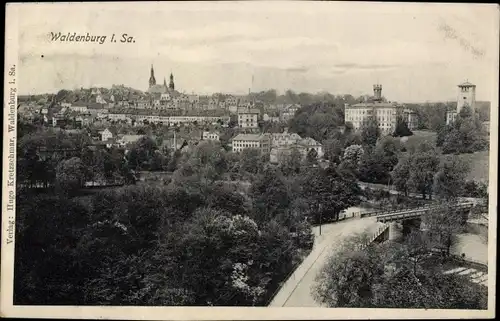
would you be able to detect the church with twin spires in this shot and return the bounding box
[148,64,177,94]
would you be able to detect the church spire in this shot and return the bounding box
[164,77,167,87]
[169,72,175,90]
[149,64,156,88]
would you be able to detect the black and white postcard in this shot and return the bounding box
[2,1,498,319]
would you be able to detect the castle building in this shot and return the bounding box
[344,84,417,134]
[446,81,476,125]
[148,65,177,95]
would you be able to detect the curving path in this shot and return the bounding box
[269,216,384,307]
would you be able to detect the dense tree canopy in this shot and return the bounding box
[438,105,488,154]
[288,102,344,143]
[433,156,470,200]
[392,115,413,137]
[360,118,381,147]
[301,167,361,223]
[313,231,486,309]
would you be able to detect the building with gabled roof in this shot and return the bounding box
[271,128,302,147]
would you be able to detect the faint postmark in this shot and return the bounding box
[438,21,485,59]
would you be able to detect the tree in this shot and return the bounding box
[167,150,182,172]
[343,131,363,148]
[279,147,302,176]
[288,102,344,143]
[360,117,380,147]
[323,138,343,164]
[391,156,411,197]
[302,167,361,223]
[359,137,401,184]
[125,136,159,171]
[358,150,391,184]
[15,192,92,304]
[459,104,473,118]
[374,136,400,167]
[151,150,169,171]
[392,115,413,137]
[55,157,85,194]
[306,148,318,165]
[205,183,249,215]
[441,105,488,154]
[422,204,467,255]
[342,144,364,166]
[239,148,264,176]
[337,144,364,178]
[344,122,354,135]
[433,155,470,201]
[436,124,452,147]
[313,232,384,307]
[313,232,487,309]
[408,150,440,200]
[250,167,291,223]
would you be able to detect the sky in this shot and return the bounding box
[11,1,499,103]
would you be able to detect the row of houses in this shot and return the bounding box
[94,125,322,166]
[19,99,301,131]
[94,127,221,150]
[52,90,302,114]
[105,113,231,126]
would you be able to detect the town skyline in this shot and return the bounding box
[17,2,497,102]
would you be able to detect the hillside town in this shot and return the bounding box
[17,65,428,168]
[15,70,491,309]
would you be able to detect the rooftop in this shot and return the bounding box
[298,137,321,146]
[349,101,400,108]
[238,108,260,114]
[459,81,476,87]
[232,133,269,141]
[119,134,145,143]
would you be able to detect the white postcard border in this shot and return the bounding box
[1,2,498,320]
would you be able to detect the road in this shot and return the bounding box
[269,216,384,307]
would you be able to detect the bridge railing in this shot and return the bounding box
[359,203,436,218]
[374,202,475,222]
[356,223,390,251]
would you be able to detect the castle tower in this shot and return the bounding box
[457,81,476,113]
[373,84,383,102]
[169,73,175,90]
[149,65,156,88]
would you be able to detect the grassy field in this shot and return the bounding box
[398,131,489,183]
[457,151,490,183]
[400,130,438,150]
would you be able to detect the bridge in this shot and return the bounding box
[268,201,484,307]
[375,202,474,223]
[349,202,477,246]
